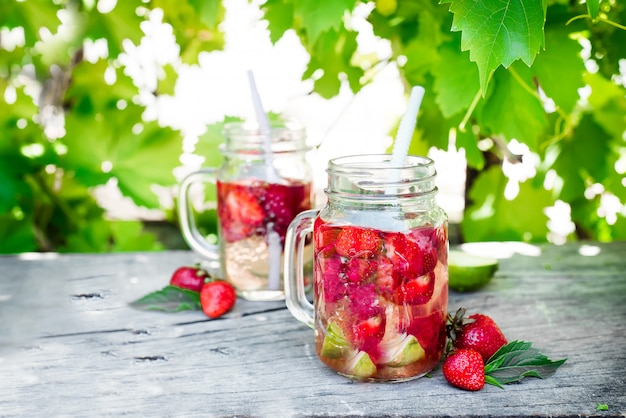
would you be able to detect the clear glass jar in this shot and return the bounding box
[284,154,448,381]
[179,121,313,301]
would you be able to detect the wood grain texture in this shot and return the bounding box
[0,242,625,417]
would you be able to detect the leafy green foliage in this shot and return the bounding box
[462,166,552,242]
[0,0,624,253]
[0,0,224,253]
[443,0,546,94]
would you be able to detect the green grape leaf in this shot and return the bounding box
[0,0,62,47]
[586,0,600,19]
[63,104,183,208]
[443,0,546,93]
[413,81,457,152]
[0,155,33,213]
[0,213,37,253]
[456,128,485,170]
[532,24,585,114]
[109,221,164,251]
[262,0,295,44]
[462,166,552,242]
[552,113,613,203]
[67,60,139,112]
[82,0,145,57]
[401,35,441,86]
[188,0,221,28]
[479,65,548,150]
[60,218,112,252]
[153,0,225,64]
[158,63,179,96]
[434,39,480,118]
[304,28,363,98]
[569,195,613,241]
[585,73,626,139]
[194,117,242,168]
[294,0,357,47]
[130,285,202,312]
[597,5,626,76]
[612,215,626,240]
[59,219,161,252]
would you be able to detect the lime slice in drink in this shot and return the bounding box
[321,322,351,359]
[379,333,425,367]
[448,250,499,292]
[345,351,377,378]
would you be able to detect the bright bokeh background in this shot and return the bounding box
[99,0,468,224]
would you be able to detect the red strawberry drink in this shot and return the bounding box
[217,179,312,295]
[284,154,448,381]
[178,121,313,301]
[313,220,447,381]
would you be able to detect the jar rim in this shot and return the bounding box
[220,120,312,155]
[325,153,438,198]
[328,154,435,171]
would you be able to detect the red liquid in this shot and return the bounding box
[217,180,311,244]
[313,218,448,381]
[216,180,312,296]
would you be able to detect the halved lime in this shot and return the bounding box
[345,351,377,378]
[448,250,499,292]
[321,322,351,359]
[379,333,425,367]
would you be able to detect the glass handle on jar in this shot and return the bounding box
[284,209,318,329]
[178,169,220,262]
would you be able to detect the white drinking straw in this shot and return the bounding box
[247,70,273,141]
[247,70,282,289]
[247,70,279,182]
[391,86,425,167]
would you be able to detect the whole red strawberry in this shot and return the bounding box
[170,265,209,292]
[200,280,237,318]
[443,348,485,391]
[448,307,508,361]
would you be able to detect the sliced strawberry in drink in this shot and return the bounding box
[347,282,384,320]
[352,314,386,356]
[403,309,446,357]
[419,224,448,266]
[393,271,435,305]
[317,251,347,303]
[434,224,448,265]
[218,182,265,242]
[386,232,438,277]
[335,227,382,258]
[374,256,399,298]
[314,222,340,255]
[345,258,377,284]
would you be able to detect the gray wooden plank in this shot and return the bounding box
[0,242,625,417]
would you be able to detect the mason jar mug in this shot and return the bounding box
[284,154,448,381]
[178,121,314,301]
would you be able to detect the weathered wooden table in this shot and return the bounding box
[1,241,625,417]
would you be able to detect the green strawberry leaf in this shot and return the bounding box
[484,340,567,387]
[130,285,201,312]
